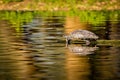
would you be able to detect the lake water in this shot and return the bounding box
[0,11,120,80]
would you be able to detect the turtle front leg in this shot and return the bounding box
[66,38,71,47]
[66,38,71,44]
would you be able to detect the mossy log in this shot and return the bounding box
[97,40,120,47]
[57,39,120,46]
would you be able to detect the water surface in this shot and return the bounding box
[0,11,120,80]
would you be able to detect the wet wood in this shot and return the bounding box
[58,39,120,46]
[97,40,120,47]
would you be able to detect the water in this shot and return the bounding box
[0,11,120,80]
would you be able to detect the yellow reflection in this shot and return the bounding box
[65,44,91,80]
[64,17,92,80]
[64,16,90,34]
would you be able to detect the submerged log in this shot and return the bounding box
[57,39,120,46]
[97,40,120,47]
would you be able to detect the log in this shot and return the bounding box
[57,39,120,46]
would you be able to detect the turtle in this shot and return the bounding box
[64,30,99,45]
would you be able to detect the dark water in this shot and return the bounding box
[0,15,120,80]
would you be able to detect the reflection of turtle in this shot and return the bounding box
[68,44,99,55]
[64,30,99,45]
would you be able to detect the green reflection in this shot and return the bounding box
[0,10,120,35]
